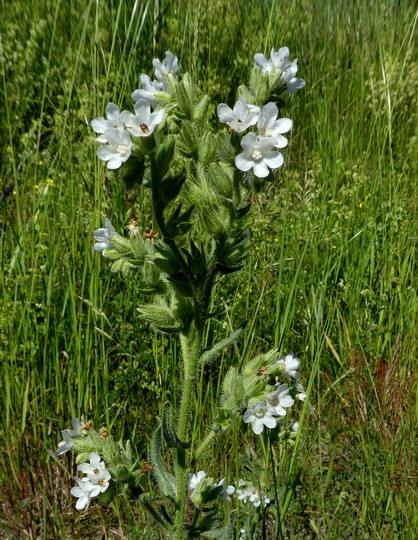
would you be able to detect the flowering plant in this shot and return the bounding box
[58,47,307,538]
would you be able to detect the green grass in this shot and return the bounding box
[0,0,416,538]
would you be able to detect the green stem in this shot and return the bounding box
[173,330,203,539]
[191,507,201,529]
[268,432,282,540]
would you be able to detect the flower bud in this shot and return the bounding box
[193,94,210,123]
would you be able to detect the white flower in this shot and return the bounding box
[96,128,132,169]
[153,50,179,85]
[91,103,124,142]
[248,486,270,508]
[93,218,115,253]
[214,477,235,502]
[296,382,306,401]
[57,431,75,455]
[78,453,111,487]
[121,100,164,138]
[243,401,277,434]
[235,132,284,178]
[291,420,300,433]
[236,487,250,503]
[261,492,270,508]
[275,353,301,380]
[217,97,260,133]
[70,474,109,511]
[131,74,160,105]
[254,47,305,94]
[266,384,294,416]
[70,477,94,510]
[57,416,85,455]
[237,480,269,508]
[257,102,292,148]
[254,46,292,75]
[280,61,306,94]
[188,470,206,492]
[70,453,111,511]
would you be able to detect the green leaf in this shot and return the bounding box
[235,202,251,219]
[118,153,145,190]
[181,240,207,278]
[149,423,177,500]
[154,136,175,179]
[98,481,117,506]
[193,94,210,122]
[215,263,244,275]
[167,273,194,297]
[137,303,180,333]
[153,243,181,275]
[158,174,186,204]
[176,80,193,120]
[200,325,245,365]
[201,512,236,538]
[179,122,198,159]
[162,402,191,449]
[165,204,195,238]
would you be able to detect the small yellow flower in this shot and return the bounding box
[34,184,39,190]
[46,178,54,186]
[13,189,17,196]
[38,160,43,166]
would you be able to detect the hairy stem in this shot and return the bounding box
[172,330,203,539]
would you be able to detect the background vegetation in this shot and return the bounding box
[0,0,416,538]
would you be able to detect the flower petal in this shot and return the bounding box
[263,152,284,169]
[91,117,108,134]
[107,156,123,170]
[240,132,257,152]
[252,162,269,178]
[263,415,277,429]
[235,153,253,172]
[280,395,294,407]
[217,103,234,123]
[274,135,288,148]
[252,418,264,434]
[274,118,293,134]
[96,146,113,161]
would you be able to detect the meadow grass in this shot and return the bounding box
[0,0,416,538]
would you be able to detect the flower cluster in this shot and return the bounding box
[131,49,179,106]
[243,384,293,434]
[236,480,270,508]
[188,470,235,506]
[92,101,164,169]
[242,354,305,435]
[91,52,178,170]
[217,100,292,178]
[70,453,111,510]
[254,46,306,94]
